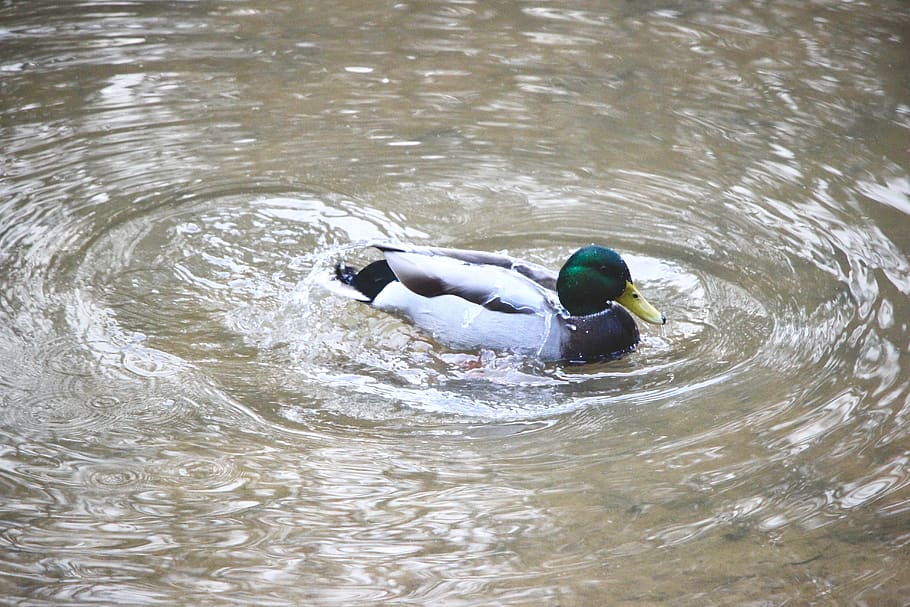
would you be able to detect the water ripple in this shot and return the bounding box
[1,0,909,604]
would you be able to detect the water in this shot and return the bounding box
[1,0,909,604]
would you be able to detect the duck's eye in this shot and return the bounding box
[632,293,640,299]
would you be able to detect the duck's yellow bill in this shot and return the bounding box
[616,281,666,325]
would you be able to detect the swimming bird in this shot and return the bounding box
[330,242,666,363]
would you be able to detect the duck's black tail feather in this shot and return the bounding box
[334,259,398,302]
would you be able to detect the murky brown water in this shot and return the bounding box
[2,0,910,604]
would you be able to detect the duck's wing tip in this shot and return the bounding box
[318,271,372,302]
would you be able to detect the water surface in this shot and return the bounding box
[1,0,909,605]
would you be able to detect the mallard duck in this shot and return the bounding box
[330,242,666,363]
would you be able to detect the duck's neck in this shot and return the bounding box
[561,304,640,360]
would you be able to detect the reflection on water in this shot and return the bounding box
[1,0,909,604]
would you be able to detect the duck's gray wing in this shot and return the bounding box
[373,243,558,291]
[381,249,556,315]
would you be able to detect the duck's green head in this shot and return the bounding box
[556,245,666,324]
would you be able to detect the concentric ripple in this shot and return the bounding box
[53,170,904,431]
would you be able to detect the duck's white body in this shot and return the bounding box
[373,280,565,360]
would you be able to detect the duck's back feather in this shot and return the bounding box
[382,248,559,315]
[374,243,558,291]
